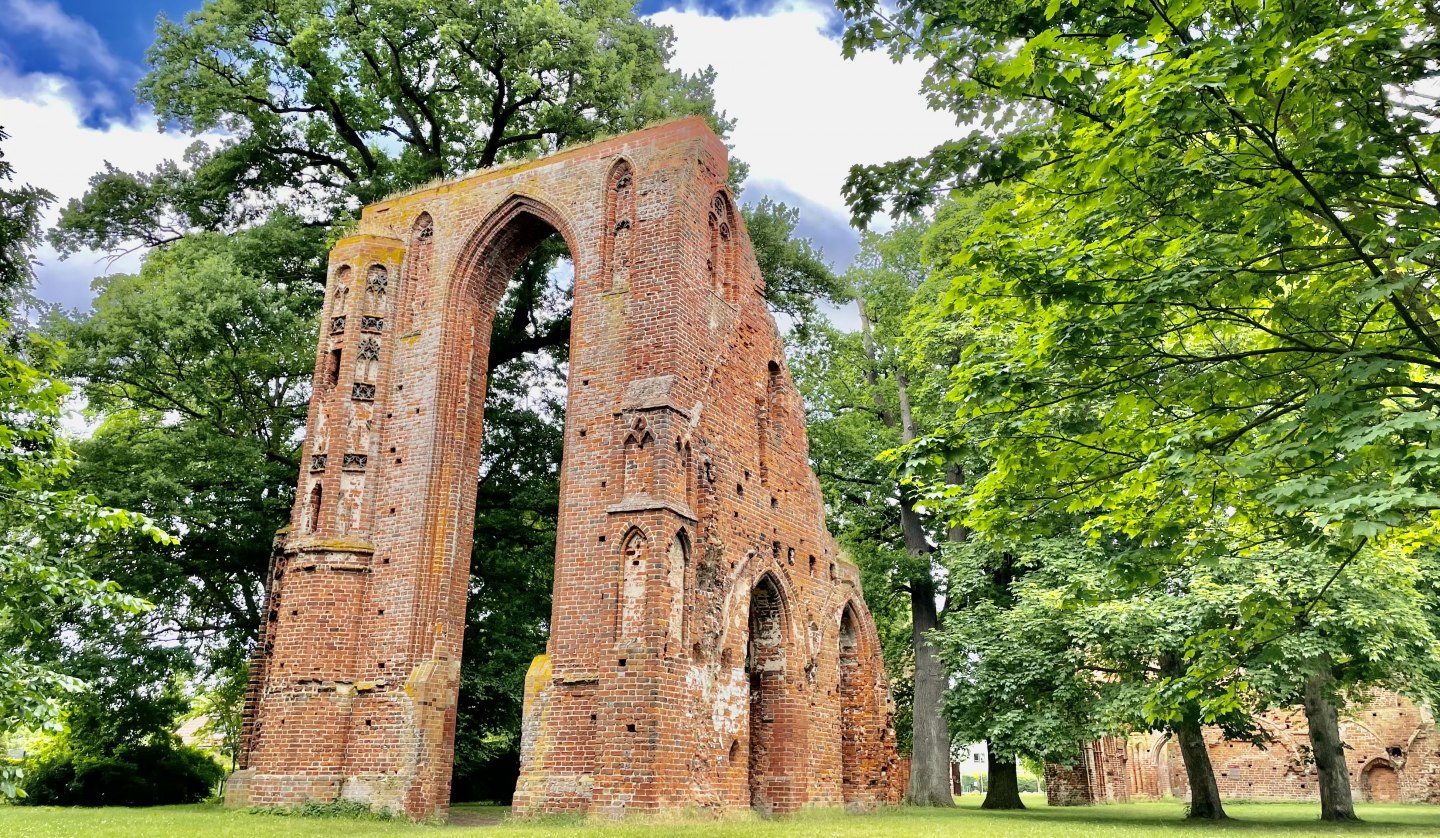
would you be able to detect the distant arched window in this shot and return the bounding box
[668,530,690,645]
[329,266,352,334]
[839,603,863,802]
[303,482,323,533]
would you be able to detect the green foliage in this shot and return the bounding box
[937,538,1105,764]
[840,0,1440,754]
[0,129,172,799]
[185,667,248,771]
[843,0,1440,544]
[248,799,397,820]
[52,0,731,253]
[0,125,53,314]
[790,221,954,760]
[19,741,223,807]
[55,213,325,665]
[741,198,845,333]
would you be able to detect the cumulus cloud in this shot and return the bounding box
[653,1,957,223]
[652,1,958,327]
[1,0,133,76]
[1,63,202,310]
[0,0,141,121]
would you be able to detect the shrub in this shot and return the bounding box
[21,741,223,806]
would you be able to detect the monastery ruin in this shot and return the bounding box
[224,118,904,820]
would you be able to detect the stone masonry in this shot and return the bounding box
[224,118,905,821]
[1048,691,1440,805]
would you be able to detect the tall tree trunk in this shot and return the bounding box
[857,297,954,806]
[1174,717,1227,820]
[981,744,1025,809]
[1303,666,1358,822]
[908,574,955,806]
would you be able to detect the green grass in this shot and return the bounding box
[4,797,1440,837]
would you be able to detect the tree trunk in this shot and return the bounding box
[907,574,955,806]
[981,744,1025,809]
[1303,667,1358,821]
[1175,717,1227,820]
[857,297,953,806]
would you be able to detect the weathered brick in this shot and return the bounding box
[1049,691,1440,805]
[226,118,903,821]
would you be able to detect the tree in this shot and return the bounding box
[51,0,730,254]
[793,221,958,805]
[742,197,847,334]
[56,214,325,665]
[838,0,1440,545]
[0,126,52,318]
[937,537,1104,811]
[0,128,171,798]
[838,0,1440,820]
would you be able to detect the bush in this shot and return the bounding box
[21,741,223,806]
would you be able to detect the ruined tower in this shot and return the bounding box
[226,118,904,820]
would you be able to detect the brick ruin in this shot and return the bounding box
[224,118,905,820]
[1047,691,1440,805]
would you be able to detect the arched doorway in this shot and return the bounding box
[747,574,788,814]
[452,211,575,805]
[1362,760,1400,802]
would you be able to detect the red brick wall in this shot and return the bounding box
[226,118,903,820]
[1050,692,1440,805]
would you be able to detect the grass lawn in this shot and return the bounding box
[5,797,1440,837]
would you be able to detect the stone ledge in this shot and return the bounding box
[606,497,697,521]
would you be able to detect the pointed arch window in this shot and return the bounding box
[364,264,388,314]
[708,192,735,301]
[620,528,648,643]
[622,416,655,499]
[605,160,636,290]
[402,213,434,332]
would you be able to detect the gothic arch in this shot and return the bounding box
[1360,758,1400,802]
[619,526,650,644]
[603,158,636,290]
[449,194,578,306]
[708,190,737,301]
[399,212,435,333]
[747,571,794,814]
[230,119,900,822]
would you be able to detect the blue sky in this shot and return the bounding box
[0,2,731,125]
[0,1,957,312]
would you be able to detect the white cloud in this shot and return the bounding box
[0,0,134,78]
[7,0,958,311]
[652,1,958,219]
[1,65,202,309]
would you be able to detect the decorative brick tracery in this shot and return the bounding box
[227,119,902,821]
